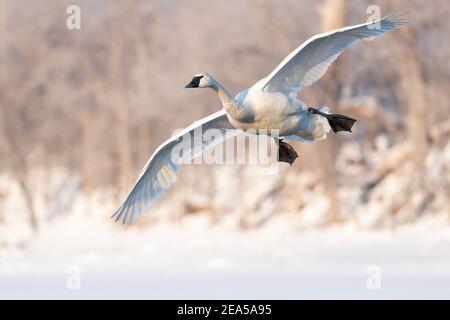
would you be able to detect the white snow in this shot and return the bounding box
[1,212,450,299]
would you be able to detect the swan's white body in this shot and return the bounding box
[232,80,329,142]
[113,13,407,224]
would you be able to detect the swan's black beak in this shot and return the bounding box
[185,76,202,88]
[184,82,197,88]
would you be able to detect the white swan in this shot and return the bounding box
[112,13,407,224]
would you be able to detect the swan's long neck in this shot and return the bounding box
[209,78,245,120]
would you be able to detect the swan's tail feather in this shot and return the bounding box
[284,106,331,142]
[309,106,332,140]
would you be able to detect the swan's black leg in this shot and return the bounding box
[308,107,357,133]
[278,139,299,165]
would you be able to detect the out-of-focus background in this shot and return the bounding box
[0,0,449,299]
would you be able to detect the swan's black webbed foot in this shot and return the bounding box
[308,107,357,133]
[278,139,299,165]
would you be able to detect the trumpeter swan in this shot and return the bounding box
[112,13,407,224]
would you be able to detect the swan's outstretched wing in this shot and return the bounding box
[112,109,239,224]
[261,13,407,96]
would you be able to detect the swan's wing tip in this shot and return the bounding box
[110,109,237,225]
[384,11,410,26]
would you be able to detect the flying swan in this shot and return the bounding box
[112,13,407,224]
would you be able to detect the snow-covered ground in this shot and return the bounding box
[1,212,450,299]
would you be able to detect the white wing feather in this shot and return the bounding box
[112,109,238,224]
[261,13,408,96]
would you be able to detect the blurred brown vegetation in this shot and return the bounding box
[0,0,449,234]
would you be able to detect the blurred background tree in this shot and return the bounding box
[0,0,448,236]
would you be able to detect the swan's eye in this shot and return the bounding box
[185,75,204,88]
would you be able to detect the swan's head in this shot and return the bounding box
[185,73,212,89]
